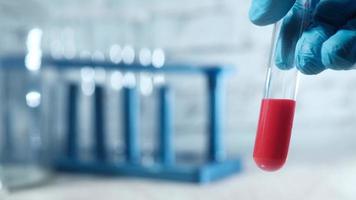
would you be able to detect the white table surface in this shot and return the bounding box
[6,158,356,200]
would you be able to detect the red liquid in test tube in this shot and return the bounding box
[254,99,296,171]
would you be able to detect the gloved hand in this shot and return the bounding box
[249,0,356,74]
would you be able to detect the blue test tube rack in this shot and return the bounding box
[0,55,242,183]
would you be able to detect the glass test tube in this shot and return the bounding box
[253,0,313,171]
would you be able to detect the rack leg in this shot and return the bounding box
[158,85,174,166]
[94,85,107,161]
[207,70,225,162]
[1,70,13,162]
[123,87,140,164]
[67,83,79,160]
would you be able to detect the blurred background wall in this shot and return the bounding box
[1,0,356,167]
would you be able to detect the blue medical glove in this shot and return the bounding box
[319,15,356,70]
[249,0,356,74]
[249,0,296,25]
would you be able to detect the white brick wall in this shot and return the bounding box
[1,0,356,163]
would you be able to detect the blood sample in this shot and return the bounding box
[254,99,296,171]
[253,0,313,171]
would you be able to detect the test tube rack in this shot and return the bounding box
[0,55,242,183]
